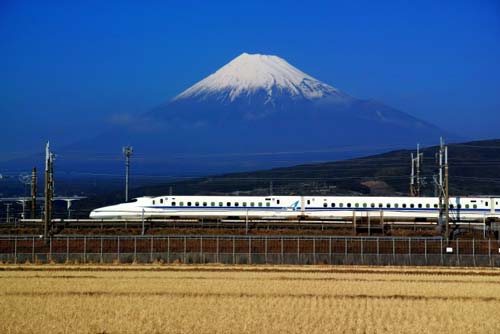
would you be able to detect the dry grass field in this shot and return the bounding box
[0,265,499,333]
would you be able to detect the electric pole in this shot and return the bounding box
[410,152,415,196]
[31,167,37,219]
[43,142,54,242]
[436,137,450,240]
[410,144,423,196]
[416,144,422,196]
[445,144,449,241]
[123,146,133,202]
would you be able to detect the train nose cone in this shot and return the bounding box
[89,210,98,218]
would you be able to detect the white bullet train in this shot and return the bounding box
[89,195,500,221]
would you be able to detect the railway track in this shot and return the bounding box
[0,217,494,234]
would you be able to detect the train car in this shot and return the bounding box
[89,195,500,221]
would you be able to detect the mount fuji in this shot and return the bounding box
[39,53,454,175]
[130,53,449,171]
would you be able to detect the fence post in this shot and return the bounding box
[313,238,316,265]
[232,237,235,264]
[424,239,428,265]
[392,238,395,263]
[183,237,186,264]
[117,236,120,263]
[14,238,17,264]
[344,238,348,264]
[134,236,137,261]
[216,237,219,263]
[376,238,379,265]
[329,237,332,264]
[472,239,476,267]
[66,237,69,263]
[297,237,300,264]
[167,236,170,264]
[440,238,443,265]
[100,237,103,263]
[456,238,459,265]
[32,236,35,263]
[49,237,52,263]
[281,237,284,265]
[248,236,251,265]
[488,239,491,266]
[150,237,153,263]
[83,236,86,263]
[265,237,268,264]
[360,238,363,264]
[200,236,203,263]
[408,238,411,265]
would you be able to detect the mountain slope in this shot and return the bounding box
[136,53,452,172]
[131,138,500,198]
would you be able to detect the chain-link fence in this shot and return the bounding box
[1,235,499,266]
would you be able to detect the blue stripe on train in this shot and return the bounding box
[144,206,493,213]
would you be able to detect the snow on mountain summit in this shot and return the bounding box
[174,53,346,103]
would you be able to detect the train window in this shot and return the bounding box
[386,204,391,208]
[187,202,192,206]
[450,204,454,209]
[180,202,184,206]
[203,202,207,207]
[354,203,359,208]
[394,203,399,208]
[258,202,263,207]
[227,202,231,207]
[339,203,343,208]
[323,203,327,208]
[363,203,367,208]
[211,202,215,206]
[426,204,430,208]
[331,203,336,208]
[195,202,199,206]
[410,204,414,208]
[486,202,489,206]
[457,204,462,209]
[465,204,470,209]
[371,203,375,208]
[160,199,163,204]
[434,204,438,208]
[243,202,247,207]
[172,202,176,206]
[250,202,255,207]
[235,202,239,207]
[347,203,351,208]
[378,203,383,208]
[473,204,478,209]
[277,200,280,204]
[266,202,271,207]
[307,200,311,205]
[402,204,407,208]
[418,204,422,208]
[219,202,223,207]
[153,200,155,205]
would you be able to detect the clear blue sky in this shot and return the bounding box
[1,0,499,159]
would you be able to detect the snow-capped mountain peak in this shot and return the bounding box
[174,53,345,103]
